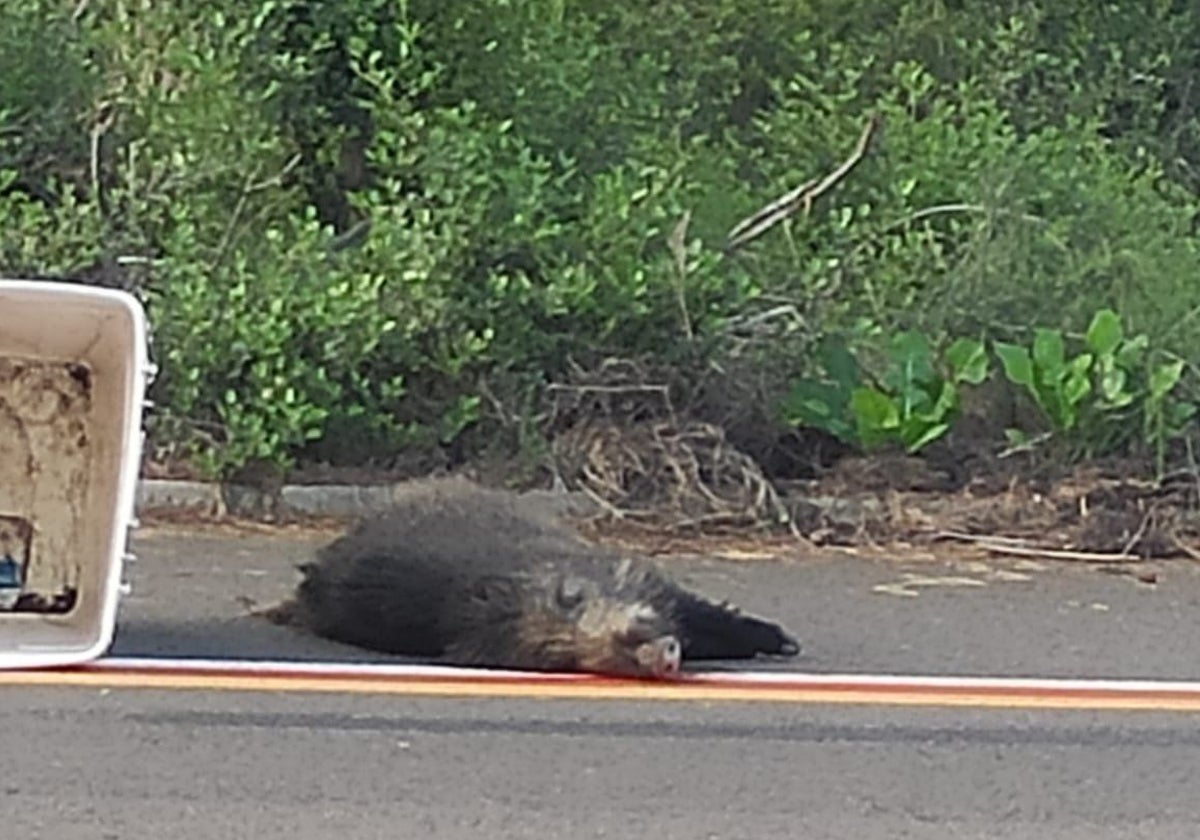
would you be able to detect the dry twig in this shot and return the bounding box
[726,113,881,252]
[936,531,1138,563]
[553,419,796,536]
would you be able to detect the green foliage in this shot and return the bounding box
[784,331,988,454]
[849,333,989,453]
[0,2,97,182]
[2,0,1200,477]
[994,310,1196,466]
[994,329,1094,435]
[781,336,863,445]
[150,212,407,475]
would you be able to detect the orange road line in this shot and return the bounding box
[2,658,1200,711]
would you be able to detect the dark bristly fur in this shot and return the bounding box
[264,478,800,677]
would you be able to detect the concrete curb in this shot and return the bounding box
[134,478,603,522]
[133,478,880,534]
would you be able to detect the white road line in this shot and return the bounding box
[4,657,1200,709]
[35,656,1200,693]
[88,657,1200,690]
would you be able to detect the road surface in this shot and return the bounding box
[2,526,1200,838]
[112,526,1200,679]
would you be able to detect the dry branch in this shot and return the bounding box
[935,531,1141,564]
[726,113,881,252]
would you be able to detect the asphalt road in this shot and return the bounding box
[111,527,1200,679]
[5,687,1200,839]
[4,526,1200,838]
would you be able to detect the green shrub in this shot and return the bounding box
[1,0,1199,478]
[149,211,405,475]
[995,309,1196,470]
[782,330,988,454]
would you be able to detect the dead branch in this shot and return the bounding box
[936,531,1140,563]
[933,530,1032,547]
[1119,508,1156,558]
[1171,536,1200,561]
[726,113,881,252]
[667,210,695,342]
[887,203,1047,231]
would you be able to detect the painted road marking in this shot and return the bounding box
[2,657,1200,710]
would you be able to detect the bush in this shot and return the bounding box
[2,0,1199,478]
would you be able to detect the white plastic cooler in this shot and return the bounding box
[0,279,151,669]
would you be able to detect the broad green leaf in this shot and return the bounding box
[817,336,861,391]
[891,330,934,366]
[888,330,936,387]
[850,387,899,429]
[1032,328,1066,374]
[994,342,1034,387]
[781,380,855,442]
[1149,360,1185,400]
[783,380,844,419]
[1085,309,1123,357]
[1063,368,1091,407]
[1099,365,1130,405]
[928,380,960,419]
[897,377,937,416]
[1115,334,1149,370]
[945,338,989,384]
[1068,353,1094,378]
[851,388,899,448]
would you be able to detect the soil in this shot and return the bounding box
[780,453,1200,560]
[137,367,1200,565]
[138,444,1200,568]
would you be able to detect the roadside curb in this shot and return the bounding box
[133,478,881,536]
[134,478,603,522]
